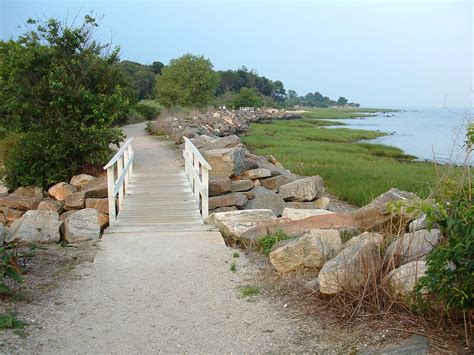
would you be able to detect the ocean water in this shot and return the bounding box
[328,107,473,165]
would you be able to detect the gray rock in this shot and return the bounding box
[37,198,64,213]
[386,229,440,265]
[206,209,276,246]
[64,208,100,243]
[353,188,419,231]
[279,176,325,202]
[209,206,238,214]
[208,193,247,210]
[304,278,320,291]
[269,229,343,273]
[64,191,86,210]
[191,135,241,151]
[259,175,296,191]
[0,193,42,211]
[409,214,428,232]
[372,335,429,355]
[6,210,61,244]
[204,147,246,178]
[315,196,330,209]
[230,179,253,192]
[209,177,232,196]
[83,176,108,198]
[240,168,272,180]
[270,237,297,253]
[282,208,334,221]
[245,186,286,216]
[384,261,427,300]
[319,232,383,294]
[70,174,96,188]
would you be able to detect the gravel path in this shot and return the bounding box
[8,123,328,354]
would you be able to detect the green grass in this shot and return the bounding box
[232,252,240,258]
[239,285,261,297]
[242,108,447,206]
[0,313,27,330]
[257,230,291,256]
[230,261,237,272]
[300,107,397,120]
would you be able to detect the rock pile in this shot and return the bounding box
[0,173,109,244]
[193,134,333,218]
[152,108,301,143]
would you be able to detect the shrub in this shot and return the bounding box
[126,108,145,124]
[134,100,162,120]
[0,15,130,189]
[231,87,264,109]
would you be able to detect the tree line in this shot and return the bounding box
[119,54,359,109]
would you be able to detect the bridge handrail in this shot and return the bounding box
[103,138,134,226]
[183,137,212,220]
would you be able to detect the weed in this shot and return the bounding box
[0,313,27,330]
[230,261,237,273]
[232,252,240,258]
[239,285,261,297]
[257,230,291,256]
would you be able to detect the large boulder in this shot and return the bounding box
[241,168,272,180]
[353,188,418,231]
[260,175,296,191]
[208,193,247,210]
[245,153,297,179]
[48,182,77,201]
[191,135,241,151]
[282,208,334,221]
[209,177,232,196]
[64,191,86,210]
[269,229,342,273]
[230,179,253,192]
[386,229,441,265]
[3,208,24,223]
[63,208,101,243]
[6,210,61,244]
[38,198,64,213]
[85,198,109,214]
[245,186,286,217]
[206,209,276,246]
[82,176,108,198]
[384,261,427,300]
[279,176,325,202]
[0,193,41,211]
[319,232,383,294]
[203,147,246,178]
[70,174,96,188]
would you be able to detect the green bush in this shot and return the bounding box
[126,108,145,124]
[231,87,264,109]
[134,100,162,120]
[0,15,130,188]
[0,245,22,295]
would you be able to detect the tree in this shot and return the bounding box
[151,61,164,75]
[118,60,156,101]
[0,15,130,188]
[337,96,348,106]
[155,54,219,107]
[271,80,286,102]
[230,87,263,108]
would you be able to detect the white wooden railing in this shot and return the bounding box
[183,137,212,220]
[103,138,134,226]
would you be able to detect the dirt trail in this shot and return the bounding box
[4,123,335,354]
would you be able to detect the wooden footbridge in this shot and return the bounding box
[103,131,213,234]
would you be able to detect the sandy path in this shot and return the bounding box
[8,123,329,354]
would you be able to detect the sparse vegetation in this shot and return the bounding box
[257,230,291,256]
[0,313,27,330]
[230,261,237,272]
[239,285,261,297]
[232,252,240,258]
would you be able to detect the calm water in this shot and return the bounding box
[328,107,473,165]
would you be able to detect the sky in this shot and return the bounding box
[0,0,472,108]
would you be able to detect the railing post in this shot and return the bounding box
[123,148,130,192]
[193,155,200,208]
[117,155,124,210]
[107,166,116,226]
[202,167,209,220]
[128,145,133,179]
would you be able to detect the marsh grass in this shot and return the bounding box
[242,113,443,206]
